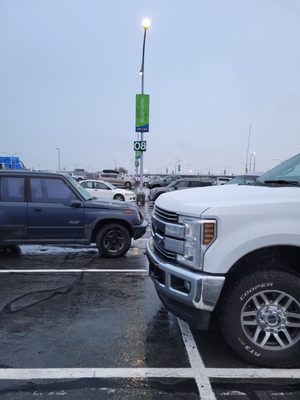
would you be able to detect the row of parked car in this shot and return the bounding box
[147,174,260,202]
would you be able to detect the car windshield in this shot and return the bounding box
[66,175,94,200]
[167,180,180,188]
[257,153,300,186]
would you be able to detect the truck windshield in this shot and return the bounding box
[257,153,300,186]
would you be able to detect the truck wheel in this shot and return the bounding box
[96,224,131,257]
[220,267,300,367]
[125,182,131,190]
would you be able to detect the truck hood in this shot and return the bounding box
[155,184,300,216]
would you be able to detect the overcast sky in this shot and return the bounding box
[1,0,299,175]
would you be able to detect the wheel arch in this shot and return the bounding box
[220,245,300,298]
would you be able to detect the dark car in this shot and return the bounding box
[148,178,213,202]
[147,175,181,189]
[225,174,259,185]
[0,170,147,257]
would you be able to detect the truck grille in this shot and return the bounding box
[153,241,176,260]
[154,206,178,223]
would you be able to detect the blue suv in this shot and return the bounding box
[0,171,147,257]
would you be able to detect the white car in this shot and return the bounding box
[79,180,136,202]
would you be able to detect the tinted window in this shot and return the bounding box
[30,178,76,204]
[175,181,189,188]
[0,177,25,202]
[190,181,203,187]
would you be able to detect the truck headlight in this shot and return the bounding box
[176,217,217,269]
[177,216,202,268]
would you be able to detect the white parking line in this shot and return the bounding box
[0,367,299,381]
[0,269,147,274]
[0,368,193,380]
[178,319,216,400]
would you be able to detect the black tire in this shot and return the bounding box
[113,194,125,201]
[96,224,131,257]
[220,267,300,367]
[125,182,131,190]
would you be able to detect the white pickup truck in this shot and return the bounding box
[147,153,300,367]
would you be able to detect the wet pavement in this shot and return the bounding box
[0,202,299,399]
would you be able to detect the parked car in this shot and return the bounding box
[0,170,147,257]
[147,175,181,189]
[98,172,135,190]
[148,178,213,202]
[214,176,232,185]
[79,179,136,202]
[225,174,259,185]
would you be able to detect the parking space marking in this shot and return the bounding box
[0,366,299,381]
[178,319,216,400]
[0,269,147,274]
[202,368,300,379]
[0,368,194,380]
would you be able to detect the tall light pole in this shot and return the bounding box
[249,152,256,173]
[245,122,252,173]
[138,17,151,193]
[55,147,61,172]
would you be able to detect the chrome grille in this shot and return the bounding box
[154,206,178,223]
[153,241,176,260]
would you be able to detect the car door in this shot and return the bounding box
[93,181,113,200]
[27,176,85,239]
[0,176,27,240]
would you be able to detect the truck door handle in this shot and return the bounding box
[33,208,42,212]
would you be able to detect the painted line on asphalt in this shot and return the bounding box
[0,367,299,380]
[0,368,192,380]
[178,318,216,400]
[0,269,147,274]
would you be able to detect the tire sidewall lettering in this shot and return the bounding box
[240,282,274,301]
[238,337,261,357]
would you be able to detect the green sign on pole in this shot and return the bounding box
[135,94,150,132]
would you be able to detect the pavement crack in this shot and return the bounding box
[0,273,84,314]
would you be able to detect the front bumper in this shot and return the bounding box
[132,219,148,240]
[146,239,225,325]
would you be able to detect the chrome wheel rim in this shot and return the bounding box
[241,290,300,351]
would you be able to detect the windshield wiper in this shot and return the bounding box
[263,179,300,186]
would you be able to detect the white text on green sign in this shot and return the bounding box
[135,94,150,132]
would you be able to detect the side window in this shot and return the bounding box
[0,177,25,202]
[175,181,189,188]
[81,181,93,189]
[190,181,202,187]
[95,182,108,189]
[30,178,76,204]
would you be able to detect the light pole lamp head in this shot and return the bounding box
[142,18,151,30]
